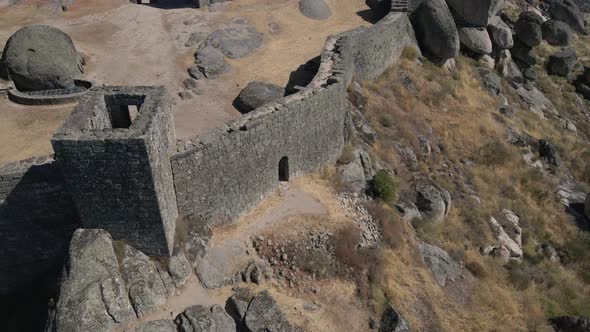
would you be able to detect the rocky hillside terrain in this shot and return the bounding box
[1,0,590,331]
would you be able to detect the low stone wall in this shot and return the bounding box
[0,156,79,295]
[7,80,93,106]
[171,12,417,226]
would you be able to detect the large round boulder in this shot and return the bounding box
[542,19,573,45]
[515,11,544,47]
[1,25,83,91]
[410,0,460,61]
[234,81,285,114]
[459,27,492,54]
[487,16,514,49]
[549,0,586,34]
[299,0,332,20]
[548,50,577,76]
[445,0,492,27]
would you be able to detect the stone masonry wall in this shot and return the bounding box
[52,87,178,256]
[171,12,417,226]
[0,156,79,295]
[0,10,417,295]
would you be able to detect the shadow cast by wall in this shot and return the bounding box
[136,0,197,10]
[285,55,321,95]
[0,162,80,294]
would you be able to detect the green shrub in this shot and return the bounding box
[369,170,398,203]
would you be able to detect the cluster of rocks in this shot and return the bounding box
[407,0,590,120]
[396,180,452,225]
[336,193,382,247]
[507,127,562,171]
[129,289,299,332]
[481,209,523,264]
[46,229,193,332]
[419,242,466,287]
[1,25,84,91]
[185,17,262,83]
[253,232,335,290]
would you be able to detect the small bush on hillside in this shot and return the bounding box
[368,170,398,203]
[465,260,486,278]
[401,46,419,61]
[334,224,365,269]
[366,201,403,249]
[474,140,516,166]
[299,248,340,278]
[379,114,393,128]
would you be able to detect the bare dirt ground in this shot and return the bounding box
[0,98,73,164]
[123,175,370,331]
[0,0,371,164]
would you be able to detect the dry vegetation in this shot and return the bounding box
[354,47,590,330]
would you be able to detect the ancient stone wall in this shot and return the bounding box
[0,11,417,294]
[51,87,178,256]
[0,156,79,295]
[171,12,417,227]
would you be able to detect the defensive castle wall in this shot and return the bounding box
[0,11,417,295]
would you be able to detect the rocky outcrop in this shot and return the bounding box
[515,11,543,47]
[478,67,502,95]
[548,50,577,77]
[550,315,590,332]
[419,243,463,287]
[410,0,460,61]
[485,209,523,263]
[542,19,573,46]
[511,40,538,66]
[458,27,492,54]
[445,0,492,27]
[244,291,296,332]
[49,229,135,332]
[549,0,586,34]
[168,251,192,288]
[415,182,451,224]
[202,18,263,59]
[193,45,230,79]
[585,192,590,220]
[119,245,168,317]
[175,305,236,332]
[379,303,411,332]
[299,0,332,20]
[338,148,375,193]
[1,25,83,91]
[495,50,523,83]
[487,16,514,49]
[234,81,286,114]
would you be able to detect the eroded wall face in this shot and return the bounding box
[0,158,79,295]
[172,82,346,225]
[52,90,178,256]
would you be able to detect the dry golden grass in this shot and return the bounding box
[360,52,590,330]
